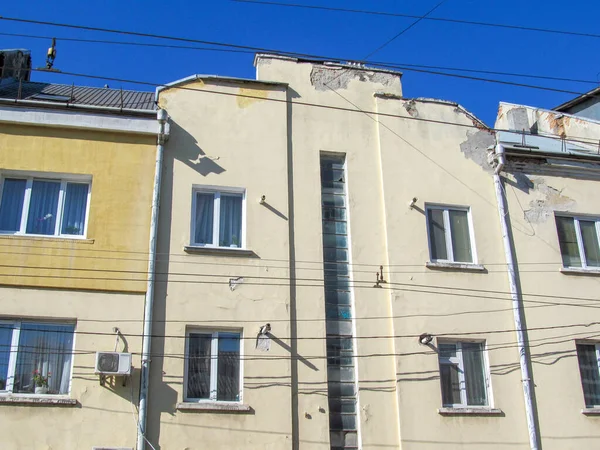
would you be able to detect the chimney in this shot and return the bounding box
[0,49,32,85]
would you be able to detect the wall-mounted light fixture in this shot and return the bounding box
[259,195,266,204]
[409,197,418,209]
[418,333,434,345]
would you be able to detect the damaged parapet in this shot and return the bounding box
[0,49,32,85]
[254,53,403,97]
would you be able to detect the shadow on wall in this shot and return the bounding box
[169,120,225,177]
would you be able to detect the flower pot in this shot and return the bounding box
[35,386,48,395]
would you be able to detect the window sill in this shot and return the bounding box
[438,407,503,416]
[0,395,78,407]
[184,246,258,258]
[0,234,94,244]
[426,261,486,272]
[582,408,600,416]
[560,267,600,277]
[176,402,254,414]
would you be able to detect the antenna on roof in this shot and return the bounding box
[46,38,57,69]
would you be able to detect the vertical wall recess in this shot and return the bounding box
[320,154,359,450]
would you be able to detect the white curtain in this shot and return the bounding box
[463,342,488,406]
[61,183,88,235]
[194,193,214,244]
[14,323,74,395]
[26,180,60,235]
[0,178,26,232]
[219,195,242,247]
[187,334,212,399]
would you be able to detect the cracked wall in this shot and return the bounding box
[459,129,496,172]
[309,65,397,91]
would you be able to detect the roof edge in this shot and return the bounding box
[155,74,287,101]
[254,53,403,78]
[499,101,600,127]
[554,87,600,112]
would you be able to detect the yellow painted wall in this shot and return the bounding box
[0,123,156,293]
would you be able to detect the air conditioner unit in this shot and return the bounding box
[95,352,132,376]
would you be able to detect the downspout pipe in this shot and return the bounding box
[137,108,169,450]
[493,143,540,450]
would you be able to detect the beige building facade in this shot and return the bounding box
[147,54,600,450]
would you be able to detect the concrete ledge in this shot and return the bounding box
[184,246,258,258]
[0,234,94,244]
[582,408,600,416]
[438,407,503,416]
[426,262,486,272]
[176,402,254,414]
[0,396,78,407]
[561,267,600,277]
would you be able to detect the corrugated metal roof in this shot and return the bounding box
[0,80,156,111]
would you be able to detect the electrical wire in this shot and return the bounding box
[1,31,596,85]
[231,0,600,39]
[2,320,599,341]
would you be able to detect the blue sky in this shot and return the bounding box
[1,0,598,124]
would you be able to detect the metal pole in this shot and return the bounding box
[137,108,168,450]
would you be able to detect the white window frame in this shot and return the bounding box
[425,204,477,264]
[437,340,491,409]
[183,329,243,404]
[190,185,246,249]
[556,215,600,269]
[576,341,600,408]
[0,171,92,239]
[0,320,76,397]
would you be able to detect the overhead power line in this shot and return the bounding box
[6,66,597,147]
[1,31,596,85]
[231,0,600,39]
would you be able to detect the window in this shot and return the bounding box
[426,205,475,264]
[0,321,75,396]
[191,188,245,248]
[576,343,600,408]
[438,341,489,408]
[556,216,600,269]
[185,331,241,402]
[0,175,90,237]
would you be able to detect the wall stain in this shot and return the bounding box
[237,88,269,108]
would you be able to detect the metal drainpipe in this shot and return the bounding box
[137,108,168,450]
[493,143,540,450]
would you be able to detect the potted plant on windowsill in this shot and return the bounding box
[33,370,50,394]
[230,236,239,248]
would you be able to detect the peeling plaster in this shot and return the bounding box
[309,66,395,91]
[404,100,418,117]
[522,176,576,223]
[459,130,495,172]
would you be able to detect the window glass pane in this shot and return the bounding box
[323,220,347,235]
[0,324,13,391]
[187,333,212,399]
[194,193,214,245]
[440,364,461,406]
[577,344,600,407]
[556,217,581,267]
[580,221,600,268]
[26,180,60,235]
[325,290,351,305]
[322,207,346,221]
[219,195,242,247]
[322,193,346,208]
[14,323,74,395]
[61,183,88,235]
[217,333,240,401]
[0,178,26,232]
[439,342,457,358]
[449,210,473,263]
[329,412,356,430]
[428,208,447,260]
[323,248,348,263]
[462,342,488,406]
[323,234,348,249]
